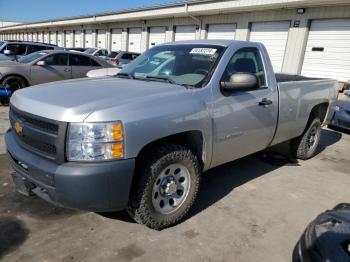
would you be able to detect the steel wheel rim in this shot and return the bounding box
[306,125,319,151]
[152,163,191,215]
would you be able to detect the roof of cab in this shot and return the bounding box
[160,39,253,47]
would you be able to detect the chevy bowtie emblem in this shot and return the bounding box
[14,121,23,135]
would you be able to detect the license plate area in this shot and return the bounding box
[11,172,35,197]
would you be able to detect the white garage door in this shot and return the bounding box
[302,19,350,82]
[57,31,64,47]
[250,21,290,72]
[128,28,142,53]
[50,31,56,45]
[44,32,49,43]
[149,27,166,48]
[65,31,73,48]
[38,32,43,42]
[207,24,236,40]
[175,25,196,41]
[97,30,106,48]
[85,30,93,48]
[74,30,83,48]
[111,29,122,51]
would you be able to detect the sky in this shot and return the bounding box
[0,0,177,22]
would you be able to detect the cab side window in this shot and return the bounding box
[43,54,68,66]
[28,44,47,54]
[3,44,27,55]
[70,54,91,66]
[222,48,266,88]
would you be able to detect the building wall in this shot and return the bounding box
[0,4,350,76]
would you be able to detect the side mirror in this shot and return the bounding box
[36,60,46,66]
[220,73,259,93]
[4,50,12,55]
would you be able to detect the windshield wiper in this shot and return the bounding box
[145,75,177,85]
[116,73,134,79]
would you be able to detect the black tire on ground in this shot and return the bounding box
[1,75,26,93]
[127,144,201,230]
[290,117,322,160]
[0,96,9,106]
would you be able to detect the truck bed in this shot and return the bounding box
[275,73,322,83]
[271,75,338,146]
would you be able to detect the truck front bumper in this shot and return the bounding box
[5,129,135,212]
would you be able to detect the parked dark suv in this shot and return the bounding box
[0,40,62,61]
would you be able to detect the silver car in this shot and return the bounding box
[0,50,112,94]
[105,51,140,67]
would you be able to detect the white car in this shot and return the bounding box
[84,48,109,58]
[86,67,121,78]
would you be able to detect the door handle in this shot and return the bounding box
[259,98,273,107]
[64,68,71,72]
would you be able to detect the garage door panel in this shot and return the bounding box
[149,27,166,48]
[302,19,350,82]
[175,25,196,41]
[250,21,290,72]
[207,24,236,40]
[85,30,93,48]
[75,30,82,48]
[97,30,106,49]
[128,28,142,53]
[50,32,56,45]
[111,29,122,51]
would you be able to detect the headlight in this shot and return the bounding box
[67,121,124,161]
[335,106,341,112]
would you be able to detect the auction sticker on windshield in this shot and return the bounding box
[190,48,217,55]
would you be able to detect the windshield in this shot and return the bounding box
[117,44,225,88]
[84,48,97,54]
[18,51,47,63]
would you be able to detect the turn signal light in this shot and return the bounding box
[112,123,123,141]
[111,143,124,158]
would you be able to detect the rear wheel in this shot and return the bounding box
[0,76,26,105]
[127,144,200,230]
[290,118,322,160]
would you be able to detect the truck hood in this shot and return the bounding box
[11,77,187,122]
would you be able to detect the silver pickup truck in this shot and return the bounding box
[5,40,338,229]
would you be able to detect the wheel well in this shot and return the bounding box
[310,103,329,124]
[135,131,205,170]
[1,74,29,87]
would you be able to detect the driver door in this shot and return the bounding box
[210,47,278,167]
[30,53,71,85]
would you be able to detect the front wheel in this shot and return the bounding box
[127,144,200,230]
[1,76,26,105]
[290,118,322,160]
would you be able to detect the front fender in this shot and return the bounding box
[85,90,213,169]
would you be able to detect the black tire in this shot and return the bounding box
[1,75,26,94]
[0,96,9,106]
[290,118,322,160]
[127,144,200,230]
